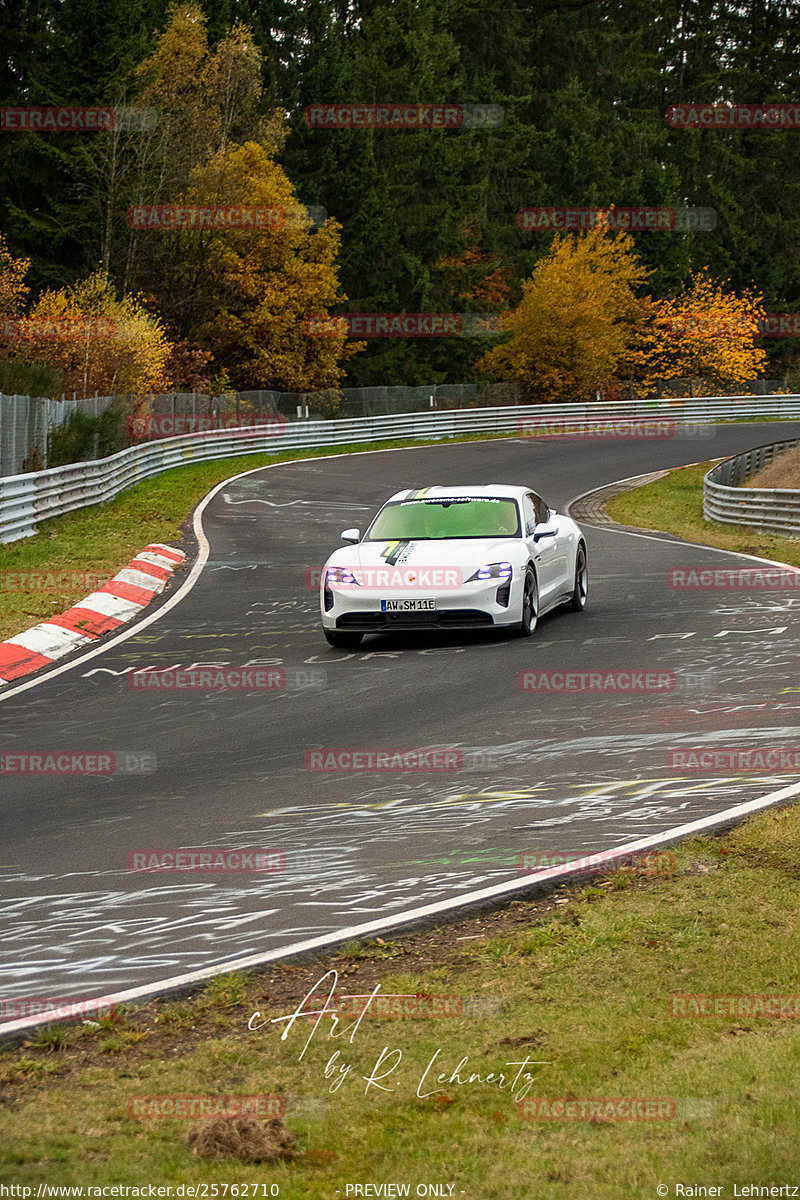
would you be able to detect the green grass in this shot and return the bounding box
[606,459,800,564]
[3,810,800,1192]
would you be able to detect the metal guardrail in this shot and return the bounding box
[704,438,800,536]
[3,394,800,543]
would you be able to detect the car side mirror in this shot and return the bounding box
[341,528,360,544]
[533,524,557,542]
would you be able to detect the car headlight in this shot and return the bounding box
[325,566,359,585]
[467,562,513,582]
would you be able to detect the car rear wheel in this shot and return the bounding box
[516,567,538,636]
[324,629,363,649]
[569,544,588,611]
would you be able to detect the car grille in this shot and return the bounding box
[337,610,494,630]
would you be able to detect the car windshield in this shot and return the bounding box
[365,497,521,540]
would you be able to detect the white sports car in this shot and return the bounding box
[320,484,587,648]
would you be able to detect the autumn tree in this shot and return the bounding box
[102,4,287,299]
[626,269,768,395]
[113,4,356,389]
[175,141,358,391]
[0,232,30,318]
[434,237,512,314]
[165,339,216,392]
[134,5,278,191]
[0,232,60,395]
[476,225,651,403]
[19,272,172,397]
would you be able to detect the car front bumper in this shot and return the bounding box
[320,576,522,632]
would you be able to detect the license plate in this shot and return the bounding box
[381,598,436,612]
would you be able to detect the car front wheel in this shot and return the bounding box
[516,567,538,636]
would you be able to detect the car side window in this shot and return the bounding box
[522,494,537,536]
[531,493,550,524]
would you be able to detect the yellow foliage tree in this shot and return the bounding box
[0,232,30,318]
[135,4,283,186]
[476,226,650,403]
[20,273,172,397]
[626,268,767,395]
[182,141,360,390]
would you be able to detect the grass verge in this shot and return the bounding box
[605,459,800,564]
[2,807,800,1193]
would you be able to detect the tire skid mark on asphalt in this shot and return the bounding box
[0,768,792,999]
[0,871,515,992]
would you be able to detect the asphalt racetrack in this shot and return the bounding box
[2,421,800,1006]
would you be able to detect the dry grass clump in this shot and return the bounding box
[187,1116,296,1162]
[747,443,800,488]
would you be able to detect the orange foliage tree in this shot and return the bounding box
[475,226,650,403]
[129,4,353,390]
[625,268,768,395]
[435,242,512,308]
[0,232,30,319]
[135,5,277,184]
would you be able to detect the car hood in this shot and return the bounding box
[326,537,520,572]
